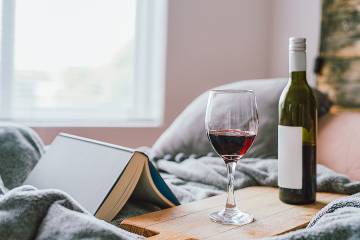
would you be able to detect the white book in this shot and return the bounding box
[24,133,179,221]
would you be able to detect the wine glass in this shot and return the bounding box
[205,89,259,225]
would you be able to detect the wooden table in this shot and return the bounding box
[120,187,345,239]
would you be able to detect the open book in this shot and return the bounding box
[24,133,179,222]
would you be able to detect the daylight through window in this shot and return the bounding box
[0,0,167,126]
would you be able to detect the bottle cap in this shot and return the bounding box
[289,37,306,51]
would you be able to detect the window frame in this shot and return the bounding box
[0,0,167,127]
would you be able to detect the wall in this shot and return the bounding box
[35,0,321,147]
[269,0,321,85]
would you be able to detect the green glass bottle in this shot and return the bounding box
[278,37,317,204]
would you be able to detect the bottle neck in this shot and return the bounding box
[290,71,307,84]
[289,50,307,84]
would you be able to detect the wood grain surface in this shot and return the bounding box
[120,187,346,239]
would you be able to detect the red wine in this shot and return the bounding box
[207,129,256,163]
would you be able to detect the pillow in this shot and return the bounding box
[152,78,332,158]
[0,123,45,189]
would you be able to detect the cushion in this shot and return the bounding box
[318,112,360,180]
[153,78,332,158]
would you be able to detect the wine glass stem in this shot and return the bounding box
[225,162,237,209]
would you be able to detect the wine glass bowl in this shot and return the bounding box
[205,89,259,225]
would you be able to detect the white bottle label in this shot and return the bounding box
[278,125,302,189]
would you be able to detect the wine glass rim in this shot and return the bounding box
[209,89,254,94]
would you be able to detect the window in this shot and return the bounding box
[0,0,167,126]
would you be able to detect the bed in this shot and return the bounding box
[1,78,360,240]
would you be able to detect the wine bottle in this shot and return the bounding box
[278,37,317,204]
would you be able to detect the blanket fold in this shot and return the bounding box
[156,156,360,204]
[266,193,360,240]
[0,184,142,240]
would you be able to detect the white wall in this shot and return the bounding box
[35,0,322,147]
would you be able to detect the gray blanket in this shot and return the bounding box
[156,155,360,202]
[1,128,360,240]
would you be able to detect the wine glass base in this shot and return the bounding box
[209,208,254,226]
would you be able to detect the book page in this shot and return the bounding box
[132,156,178,207]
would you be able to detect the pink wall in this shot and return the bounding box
[35,0,321,147]
[268,0,321,85]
